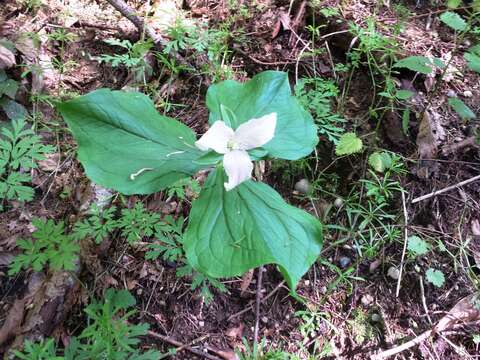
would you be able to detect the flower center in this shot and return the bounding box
[227,139,239,151]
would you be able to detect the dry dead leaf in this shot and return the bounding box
[416,110,445,178]
[0,252,14,266]
[0,45,15,69]
[272,11,291,39]
[240,269,254,297]
[435,293,480,332]
[472,219,480,237]
[38,152,60,172]
[149,0,181,32]
[225,323,244,339]
[0,299,25,345]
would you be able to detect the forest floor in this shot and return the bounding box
[1,0,480,359]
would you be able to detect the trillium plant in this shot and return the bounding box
[58,71,323,293]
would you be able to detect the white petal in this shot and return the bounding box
[223,150,253,191]
[195,121,234,154]
[233,112,277,150]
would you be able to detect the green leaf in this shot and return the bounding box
[426,268,445,288]
[206,71,318,160]
[368,151,392,173]
[465,45,480,74]
[0,99,28,120]
[57,89,205,195]
[440,11,467,31]
[335,132,363,156]
[448,98,476,120]
[402,108,410,136]
[447,0,462,8]
[395,90,414,100]
[183,169,323,292]
[393,56,434,74]
[0,79,18,99]
[407,235,430,256]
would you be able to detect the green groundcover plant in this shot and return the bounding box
[57,71,323,292]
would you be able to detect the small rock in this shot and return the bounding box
[463,90,473,98]
[387,266,400,280]
[371,313,381,322]
[261,316,268,323]
[198,321,205,327]
[334,197,344,208]
[369,259,381,273]
[294,179,312,194]
[339,256,351,268]
[447,89,456,97]
[304,280,310,286]
[361,294,374,306]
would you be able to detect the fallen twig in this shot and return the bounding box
[253,266,264,352]
[104,0,190,67]
[227,280,285,321]
[372,329,433,359]
[147,331,220,360]
[419,275,433,325]
[442,136,479,155]
[395,191,408,297]
[411,175,480,204]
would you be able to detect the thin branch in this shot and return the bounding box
[227,280,285,321]
[253,266,264,352]
[395,191,408,297]
[412,175,480,204]
[104,0,190,67]
[147,330,220,360]
[372,329,433,359]
[419,275,433,325]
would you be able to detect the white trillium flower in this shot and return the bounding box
[195,113,277,191]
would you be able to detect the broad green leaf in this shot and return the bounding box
[183,169,323,291]
[440,11,467,31]
[395,90,414,100]
[447,0,462,8]
[206,71,318,160]
[407,235,430,256]
[448,98,476,120]
[335,132,363,156]
[432,58,446,69]
[0,98,28,120]
[368,151,392,173]
[465,45,480,74]
[426,268,445,287]
[393,56,433,74]
[0,79,18,99]
[57,89,205,195]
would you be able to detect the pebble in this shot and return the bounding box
[261,316,268,323]
[447,89,456,97]
[371,313,381,322]
[387,266,400,280]
[294,179,312,194]
[361,294,374,306]
[198,321,205,327]
[334,197,344,208]
[463,90,473,98]
[339,256,351,268]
